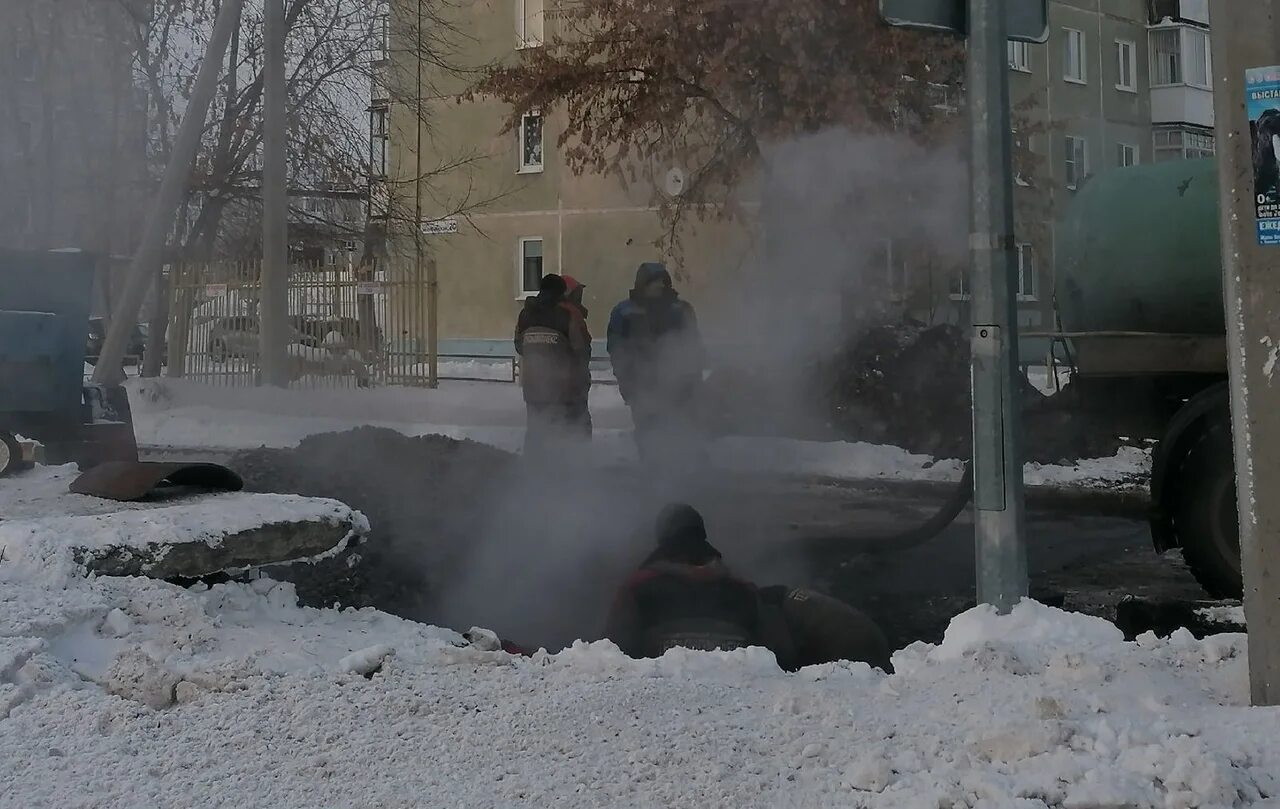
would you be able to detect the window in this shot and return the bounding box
[1065,135,1087,189]
[1154,127,1215,162]
[1064,28,1086,83]
[1008,40,1031,72]
[375,12,389,62]
[516,0,544,48]
[1115,40,1136,91]
[949,270,969,301]
[519,238,544,296]
[1150,28,1181,85]
[518,112,543,173]
[15,42,35,81]
[1117,143,1137,167]
[1186,28,1210,88]
[1016,244,1037,301]
[370,107,388,177]
[880,240,910,299]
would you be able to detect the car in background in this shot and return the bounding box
[209,315,319,361]
[85,318,148,366]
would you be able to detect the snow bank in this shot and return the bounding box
[2,563,1276,808]
[0,465,368,583]
[127,379,1151,491]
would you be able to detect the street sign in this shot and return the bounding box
[880,0,1049,43]
[421,217,459,235]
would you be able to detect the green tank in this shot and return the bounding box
[1057,158,1223,336]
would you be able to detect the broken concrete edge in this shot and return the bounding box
[72,514,369,582]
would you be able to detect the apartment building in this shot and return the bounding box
[389,0,1217,351]
[985,0,1213,334]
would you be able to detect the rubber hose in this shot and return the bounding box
[808,461,975,551]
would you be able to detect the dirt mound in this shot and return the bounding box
[230,427,517,613]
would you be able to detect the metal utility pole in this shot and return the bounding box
[91,0,245,385]
[259,0,290,386]
[1209,4,1280,706]
[414,0,439,389]
[966,0,1028,612]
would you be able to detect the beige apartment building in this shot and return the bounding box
[380,0,1217,354]
[375,0,752,351]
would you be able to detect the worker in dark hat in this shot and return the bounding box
[560,275,593,437]
[605,263,705,465]
[603,503,762,657]
[604,504,893,672]
[515,273,592,457]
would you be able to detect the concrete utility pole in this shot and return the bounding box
[259,0,290,386]
[1209,4,1280,706]
[91,0,245,386]
[966,0,1028,612]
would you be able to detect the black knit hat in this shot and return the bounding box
[650,503,721,565]
[538,274,567,296]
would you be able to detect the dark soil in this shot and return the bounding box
[230,427,518,614]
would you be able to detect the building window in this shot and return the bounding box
[1065,135,1087,189]
[15,42,35,81]
[1149,26,1209,88]
[1117,142,1137,167]
[1008,40,1031,72]
[1115,40,1137,91]
[518,112,543,173]
[519,237,544,296]
[375,12,390,62]
[1185,28,1210,88]
[949,270,969,301]
[1154,127,1215,162]
[516,0,544,48]
[370,107,389,178]
[1016,244,1037,301]
[1064,28,1086,84]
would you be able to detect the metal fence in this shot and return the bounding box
[165,259,432,389]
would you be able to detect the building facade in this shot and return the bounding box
[388,0,1217,353]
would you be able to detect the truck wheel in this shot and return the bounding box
[0,431,22,478]
[1169,414,1242,598]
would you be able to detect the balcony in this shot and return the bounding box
[1149,23,1214,129]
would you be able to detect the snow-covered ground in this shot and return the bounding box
[2,455,1274,807]
[2,564,1276,807]
[126,378,1151,492]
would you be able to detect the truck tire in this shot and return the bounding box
[1168,413,1242,598]
[0,431,23,478]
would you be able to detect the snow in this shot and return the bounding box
[1197,606,1248,626]
[1,567,1277,808]
[126,378,1151,492]
[0,465,368,584]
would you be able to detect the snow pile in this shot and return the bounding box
[0,465,368,584]
[3,576,1277,808]
[127,379,1152,491]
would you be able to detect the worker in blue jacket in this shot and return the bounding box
[606,262,705,464]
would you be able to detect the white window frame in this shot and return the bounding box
[1184,27,1211,89]
[515,0,544,49]
[1008,40,1031,73]
[1065,135,1087,190]
[1115,39,1137,92]
[1117,142,1138,168]
[1149,27,1182,87]
[370,107,389,178]
[518,111,544,174]
[517,237,544,298]
[1064,28,1086,84]
[1016,244,1037,301]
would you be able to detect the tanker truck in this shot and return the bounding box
[1053,157,1239,597]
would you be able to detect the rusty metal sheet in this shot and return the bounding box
[69,461,243,502]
